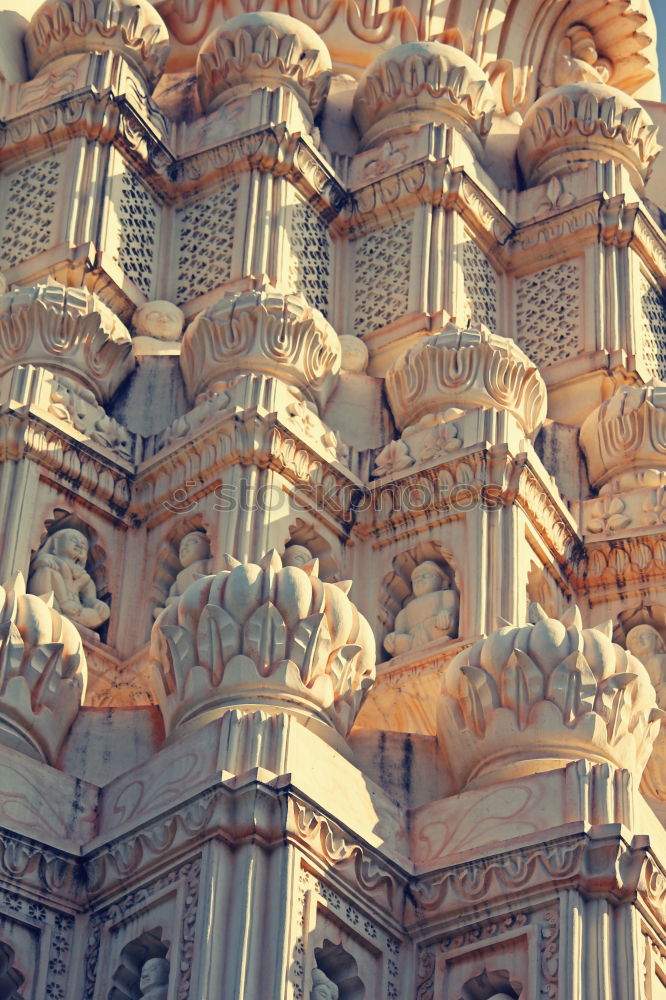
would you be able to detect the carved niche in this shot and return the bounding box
[380,543,460,659]
[28,513,110,633]
[109,928,170,1000]
[0,940,25,1000]
[282,518,340,581]
[151,522,214,621]
[313,940,365,1000]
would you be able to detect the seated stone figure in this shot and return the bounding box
[138,956,169,999]
[165,531,213,608]
[626,624,666,705]
[311,969,339,1000]
[384,561,459,656]
[28,527,110,629]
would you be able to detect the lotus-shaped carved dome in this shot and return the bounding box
[150,550,376,740]
[25,0,170,89]
[353,42,496,151]
[196,12,332,119]
[180,289,341,408]
[580,382,666,491]
[0,283,134,402]
[517,83,661,188]
[385,323,546,434]
[0,574,87,763]
[437,603,661,789]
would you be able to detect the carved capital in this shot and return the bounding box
[385,322,546,435]
[353,42,495,151]
[517,83,661,188]
[150,550,376,740]
[180,289,340,409]
[25,0,170,89]
[580,382,666,492]
[0,284,134,403]
[437,603,661,789]
[196,12,332,119]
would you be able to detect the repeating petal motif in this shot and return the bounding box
[0,574,86,764]
[151,550,376,738]
[438,602,662,789]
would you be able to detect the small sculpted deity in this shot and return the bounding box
[554,24,611,87]
[283,544,314,568]
[28,528,110,629]
[626,624,666,705]
[166,531,213,606]
[138,956,169,999]
[384,561,459,656]
[133,300,184,342]
[310,969,339,1000]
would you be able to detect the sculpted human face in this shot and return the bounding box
[627,625,661,660]
[139,957,169,990]
[56,529,89,565]
[135,301,183,341]
[179,532,210,568]
[411,562,445,597]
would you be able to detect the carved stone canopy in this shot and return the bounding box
[150,550,376,740]
[437,602,662,790]
[384,323,547,435]
[180,289,341,409]
[25,0,171,89]
[0,283,134,403]
[0,573,87,764]
[353,42,496,151]
[196,12,332,119]
[517,83,661,188]
[579,382,666,492]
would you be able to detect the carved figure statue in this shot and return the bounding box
[554,24,611,87]
[138,956,170,999]
[626,625,666,705]
[339,334,369,373]
[133,300,184,342]
[28,528,110,629]
[310,968,339,1000]
[384,561,459,656]
[166,531,213,606]
[283,544,314,567]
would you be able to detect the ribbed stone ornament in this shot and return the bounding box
[517,83,661,188]
[0,574,87,764]
[438,603,662,789]
[150,551,376,740]
[0,283,134,402]
[353,42,496,151]
[180,289,341,407]
[580,382,666,491]
[25,0,171,88]
[196,12,332,118]
[385,322,546,434]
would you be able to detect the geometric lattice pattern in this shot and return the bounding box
[176,179,239,304]
[638,273,666,379]
[288,201,331,318]
[0,158,61,270]
[353,218,412,332]
[462,238,497,332]
[516,260,581,366]
[117,167,160,299]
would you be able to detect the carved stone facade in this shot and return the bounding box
[0,0,664,997]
